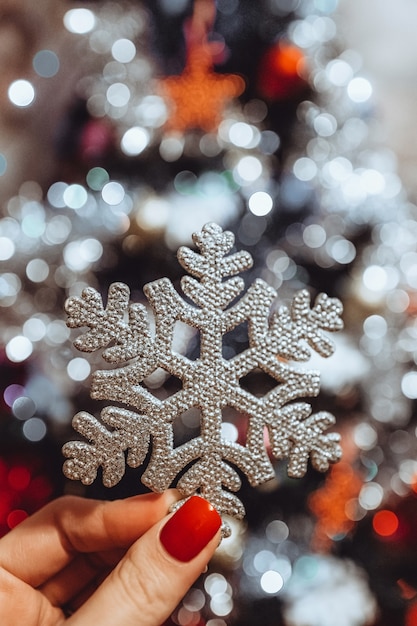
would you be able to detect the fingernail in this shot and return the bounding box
[160,496,221,562]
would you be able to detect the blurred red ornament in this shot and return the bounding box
[257,40,307,101]
[0,454,54,537]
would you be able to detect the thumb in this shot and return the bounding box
[69,496,222,626]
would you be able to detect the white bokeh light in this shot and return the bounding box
[228,122,258,148]
[23,318,47,342]
[353,422,378,450]
[204,574,228,597]
[121,127,150,156]
[47,182,68,208]
[46,320,70,345]
[326,59,353,86]
[313,113,337,137]
[328,237,356,264]
[63,184,88,210]
[234,156,263,183]
[64,8,96,34]
[248,191,273,216]
[26,259,50,283]
[293,157,318,181]
[359,482,383,510]
[67,357,91,381]
[401,371,417,399]
[361,169,385,194]
[303,224,326,248]
[106,82,131,107]
[260,570,284,594]
[102,181,125,205]
[8,80,35,107]
[6,336,33,363]
[362,265,388,291]
[111,38,136,63]
[347,77,373,103]
[0,237,15,260]
[79,238,103,263]
[210,593,233,617]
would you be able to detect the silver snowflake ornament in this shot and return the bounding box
[63,222,343,527]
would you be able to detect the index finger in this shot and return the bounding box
[0,491,178,588]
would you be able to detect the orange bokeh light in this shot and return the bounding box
[372,509,399,537]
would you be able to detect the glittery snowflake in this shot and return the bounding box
[63,222,343,525]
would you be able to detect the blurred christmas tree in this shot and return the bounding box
[2,1,417,624]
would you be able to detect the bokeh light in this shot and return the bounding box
[111,38,136,63]
[121,126,150,156]
[5,336,33,363]
[372,510,399,538]
[260,570,284,594]
[347,77,373,103]
[248,191,273,216]
[8,80,35,107]
[64,8,96,34]
[33,50,60,78]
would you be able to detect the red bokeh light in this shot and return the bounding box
[7,509,28,529]
[373,509,399,538]
[8,465,31,491]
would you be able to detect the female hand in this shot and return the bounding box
[0,491,222,625]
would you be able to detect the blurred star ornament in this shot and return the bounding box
[159,43,245,133]
[63,223,343,528]
[158,0,245,133]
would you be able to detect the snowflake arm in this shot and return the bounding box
[291,289,343,358]
[65,282,153,363]
[269,403,342,477]
[177,459,246,520]
[62,407,151,487]
[177,223,253,282]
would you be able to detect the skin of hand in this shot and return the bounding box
[0,490,222,626]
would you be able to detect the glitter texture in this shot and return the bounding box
[63,222,343,523]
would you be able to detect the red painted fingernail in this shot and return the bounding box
[160,496,221,562]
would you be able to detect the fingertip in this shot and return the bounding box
[159,496,222,563]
